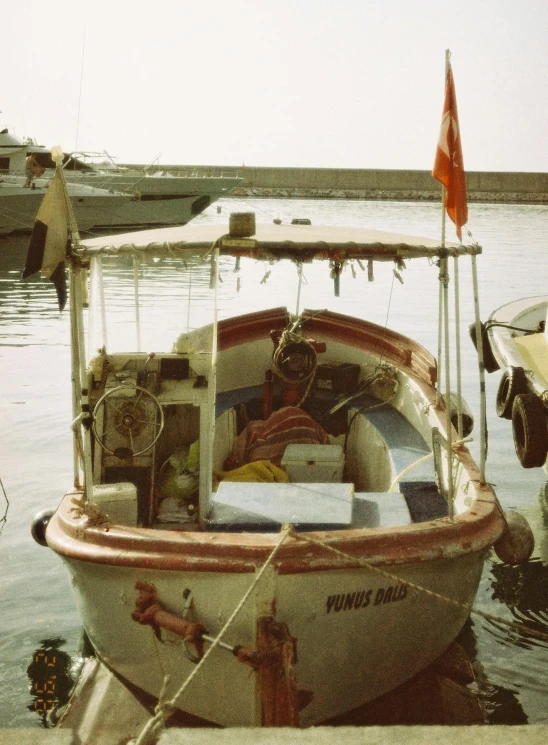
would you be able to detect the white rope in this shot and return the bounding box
[291,529,548,642]
[295,262,303,316]
[388,436,472,493]
[453,256,464,437]
[388,452,433,492]
[130,526,291,745]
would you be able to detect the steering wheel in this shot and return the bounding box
[273,337,317,383]
[92,385,165,457]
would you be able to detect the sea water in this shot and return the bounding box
[0,197,547,728]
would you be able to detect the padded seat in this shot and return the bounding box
[206,481,354,532]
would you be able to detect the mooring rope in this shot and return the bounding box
[130,526,292,745]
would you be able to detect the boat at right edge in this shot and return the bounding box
[483,295,548,468]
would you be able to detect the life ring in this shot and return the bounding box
[511,393,548,468]
[468,322,500,373]
[496,366,528,419]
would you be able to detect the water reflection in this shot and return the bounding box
[483,683,529,725]
[452,620,528,725]
[488,558,548,651]
[26,638,74,727]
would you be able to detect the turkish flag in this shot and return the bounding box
[432,64,468,241]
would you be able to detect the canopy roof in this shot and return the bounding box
[76,219,480,263]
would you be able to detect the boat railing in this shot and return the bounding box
[0,168,25,179]
[67,150,126,172]
[0,170,42,185]
[120,165,244,180]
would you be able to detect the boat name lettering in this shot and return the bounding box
[326,584,408,613]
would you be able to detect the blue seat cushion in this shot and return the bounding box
[399,481,449,522]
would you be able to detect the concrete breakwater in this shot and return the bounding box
[135,165,548,204]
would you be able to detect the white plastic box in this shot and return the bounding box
[281,444,345,483]
[92,482,138,526]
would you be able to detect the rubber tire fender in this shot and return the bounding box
[496,366,528,419]
[511,393,548,468]
[468,322,500,373]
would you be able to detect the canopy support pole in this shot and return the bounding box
[441,256,454,518]
[133,257,141,352]
[471,254,487,483]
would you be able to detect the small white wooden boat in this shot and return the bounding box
[485,295,548,468]
[32,212,531,729]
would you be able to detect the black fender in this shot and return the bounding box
[512,393,548,468]
[468,322,500,373]
[31,509,55,547]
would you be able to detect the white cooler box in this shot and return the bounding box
[281,443,345,483]
[92,482,138,526]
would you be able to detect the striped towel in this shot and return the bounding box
[225,407,329,469]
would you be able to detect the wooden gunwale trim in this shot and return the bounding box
[47,486,504,573]
[300,309,437,386]
[216,307,436,387]
[217,306,288,351]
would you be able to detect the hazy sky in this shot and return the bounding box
[3,0,547,171]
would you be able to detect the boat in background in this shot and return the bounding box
[0,174,166,235]
[485,295,548,469]
[0,125,241,234]
[30,208,534,730]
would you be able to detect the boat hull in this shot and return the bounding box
[487,295,548,467]
[59,544,488,727]
[487,295,548,394]
[0,185,215,235]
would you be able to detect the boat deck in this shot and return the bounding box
[152,395,439,533]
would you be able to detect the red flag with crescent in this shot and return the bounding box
[432,64,468,240]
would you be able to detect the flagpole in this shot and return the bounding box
[437,50,450,403]
[440,49,450,249]
[51,146,81,244]
[438,49,454,515]
[432,50,477,497]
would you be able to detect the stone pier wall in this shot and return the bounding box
[127,164,548,203]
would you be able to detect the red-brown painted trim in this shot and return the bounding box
[217,307,436,386]
[46,480,503,574]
